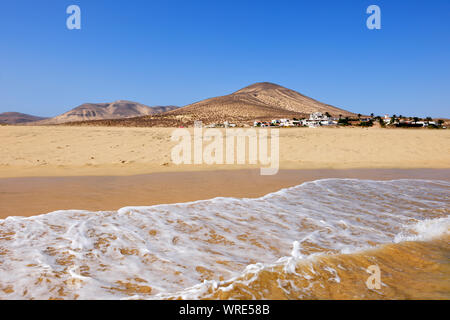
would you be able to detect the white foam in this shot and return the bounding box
[0,179,448,299]
[394,216,450,243]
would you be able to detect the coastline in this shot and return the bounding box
[1,168,449,219]
[1,126,449,219]
[0,174,448,300]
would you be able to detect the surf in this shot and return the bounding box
[0,179,448,299]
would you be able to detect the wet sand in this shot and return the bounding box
[204,236,450,300]
[1,168,449,219]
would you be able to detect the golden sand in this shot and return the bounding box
[0,125,449,300]
[0,126,448,178]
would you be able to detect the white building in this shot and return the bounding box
[309,112,330,121]
[301,112,336,127]
[279,119,295,127]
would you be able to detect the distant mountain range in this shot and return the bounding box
[1,83,355,126]
[0,112,48,124]
[71,82,355,127]
[35,101,178,125]
[1,102,178,125]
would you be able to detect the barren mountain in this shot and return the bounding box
[36,101,178,124]
[234,82,352,115]
[164,82,354,124]
[65,83,355,127]
[0,112,48,124]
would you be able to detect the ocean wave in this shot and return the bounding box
[0,179,449,299]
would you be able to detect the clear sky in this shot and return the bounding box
[1,0,449,117]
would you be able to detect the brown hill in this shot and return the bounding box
[36,101,178,124]
[162,82,354,125]
[0,112,48,124]
[234,82,351,114]
[65,83,355,127]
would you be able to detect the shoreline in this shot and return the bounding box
[1,168,449,219]
[3,162,450,179]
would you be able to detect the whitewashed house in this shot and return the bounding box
[301,112,335,127]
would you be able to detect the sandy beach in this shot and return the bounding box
[1,125,449,218]
[1,125,449,300]
[0,125,449,218]
[1,169,448,300]
[1,168,449,219]
[0,126,449,179]
[2,0,450,303]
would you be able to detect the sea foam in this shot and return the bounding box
[0,179,448,299]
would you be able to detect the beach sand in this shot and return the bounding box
[0,126,449,179]
[0,125,449,218]
[0,126,449,300]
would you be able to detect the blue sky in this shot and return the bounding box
[1,0,449,117]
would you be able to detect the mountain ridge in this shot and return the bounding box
[0,112,48,124]
[65,82,356,127]
[3,82,356,127]
[35,101,178,124]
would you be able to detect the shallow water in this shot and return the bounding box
[0,179,448,299]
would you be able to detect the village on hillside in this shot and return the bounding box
[203,112,448,129]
